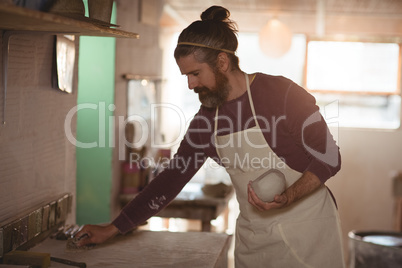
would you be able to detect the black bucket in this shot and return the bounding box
[348,230,402,268]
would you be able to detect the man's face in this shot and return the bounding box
[176,53,230,108]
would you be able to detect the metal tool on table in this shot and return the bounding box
[50,256,86,268]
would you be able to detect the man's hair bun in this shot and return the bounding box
[201,6,230,22]
[174,5,240,71]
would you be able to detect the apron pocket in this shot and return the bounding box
[277,216,344,268]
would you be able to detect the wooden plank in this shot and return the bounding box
[0,4,139,38]
[30,230,232,268]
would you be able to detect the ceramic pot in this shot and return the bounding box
[88,0,113,23]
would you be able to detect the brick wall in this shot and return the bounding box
[0,33,77,225]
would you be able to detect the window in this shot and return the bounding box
[161,32,402,142]
[305,40,401,129]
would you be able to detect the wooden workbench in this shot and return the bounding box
[30,230,232,267]
[120,183,234,232]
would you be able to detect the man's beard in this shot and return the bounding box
[194,70,230,108]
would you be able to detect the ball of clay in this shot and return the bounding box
[251,169,286,202]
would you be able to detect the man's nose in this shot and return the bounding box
[187,76,198,90]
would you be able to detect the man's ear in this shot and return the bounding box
[217,52,230,72]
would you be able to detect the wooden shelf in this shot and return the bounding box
[0,3,139,38]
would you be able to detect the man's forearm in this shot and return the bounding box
[284,171,322,206]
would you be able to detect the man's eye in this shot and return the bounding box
[185,72,199,78]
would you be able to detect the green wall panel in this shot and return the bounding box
[76,1,116,224]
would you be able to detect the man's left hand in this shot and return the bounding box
[247,171,322,211]
[247,181,288,211]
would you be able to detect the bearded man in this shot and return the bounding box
[76,5,345,268]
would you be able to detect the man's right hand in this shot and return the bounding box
[74,223,120,247]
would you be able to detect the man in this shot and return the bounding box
[76,6,345,267]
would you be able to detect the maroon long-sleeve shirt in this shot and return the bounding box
[113,73,341,233]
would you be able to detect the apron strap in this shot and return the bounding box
[244,73,260,129]
[214,108,221,158]
[214,73,260,157]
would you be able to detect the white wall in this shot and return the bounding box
[327,127,402,257]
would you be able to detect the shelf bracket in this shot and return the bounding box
[2,30,13,126]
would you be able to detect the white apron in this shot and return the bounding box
[214,74,345,268]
